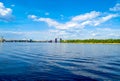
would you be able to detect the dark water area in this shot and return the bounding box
[0,43,120,81]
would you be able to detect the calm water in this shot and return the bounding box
[0,43,120,81]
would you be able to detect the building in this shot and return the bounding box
[55,38,57,43]
[0,37,4,42]
[54,38,62,43]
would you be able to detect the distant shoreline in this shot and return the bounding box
[0,42,120,44]
[0,39,120,44]
[61,39,120,44]
[60,42,120,44]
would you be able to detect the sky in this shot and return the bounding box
[0,0,120,40]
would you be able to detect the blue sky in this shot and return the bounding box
[0,0,120,40]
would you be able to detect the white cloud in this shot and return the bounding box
[1,28,120,40]
[28,15,37,20]
[0,2,13,21]
[71,11,100,21]
[28,6,120,39]
[91,14,118,26]
[29,11,118,30]
[48,28,120,39]
[110,3,120,11]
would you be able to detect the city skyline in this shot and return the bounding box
[0,0,120,40]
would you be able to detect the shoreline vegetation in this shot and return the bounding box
[61,39,120,44]
[0,38,120,44]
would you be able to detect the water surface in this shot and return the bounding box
[0,43,120,80]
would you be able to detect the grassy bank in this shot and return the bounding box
[61,39,120,43]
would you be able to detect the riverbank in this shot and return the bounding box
[61,39,120,44]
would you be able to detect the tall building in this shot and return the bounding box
[55,38,57,43]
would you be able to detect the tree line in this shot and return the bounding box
[61,39,120,43]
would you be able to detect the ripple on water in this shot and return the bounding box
[0,43,120,80]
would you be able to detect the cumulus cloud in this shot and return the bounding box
[49,28,120,39]
[91,14,118,26]
[1,28,120,40]
[71,11,100,21]
[28,11,118,30]
[0,2,13,21]
[28,5,120,39]
[110,3,120,11]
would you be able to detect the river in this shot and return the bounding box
[0,43,120,80]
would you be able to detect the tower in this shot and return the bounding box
[55,38,57,43]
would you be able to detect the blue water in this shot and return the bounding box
[0,43,120,81]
